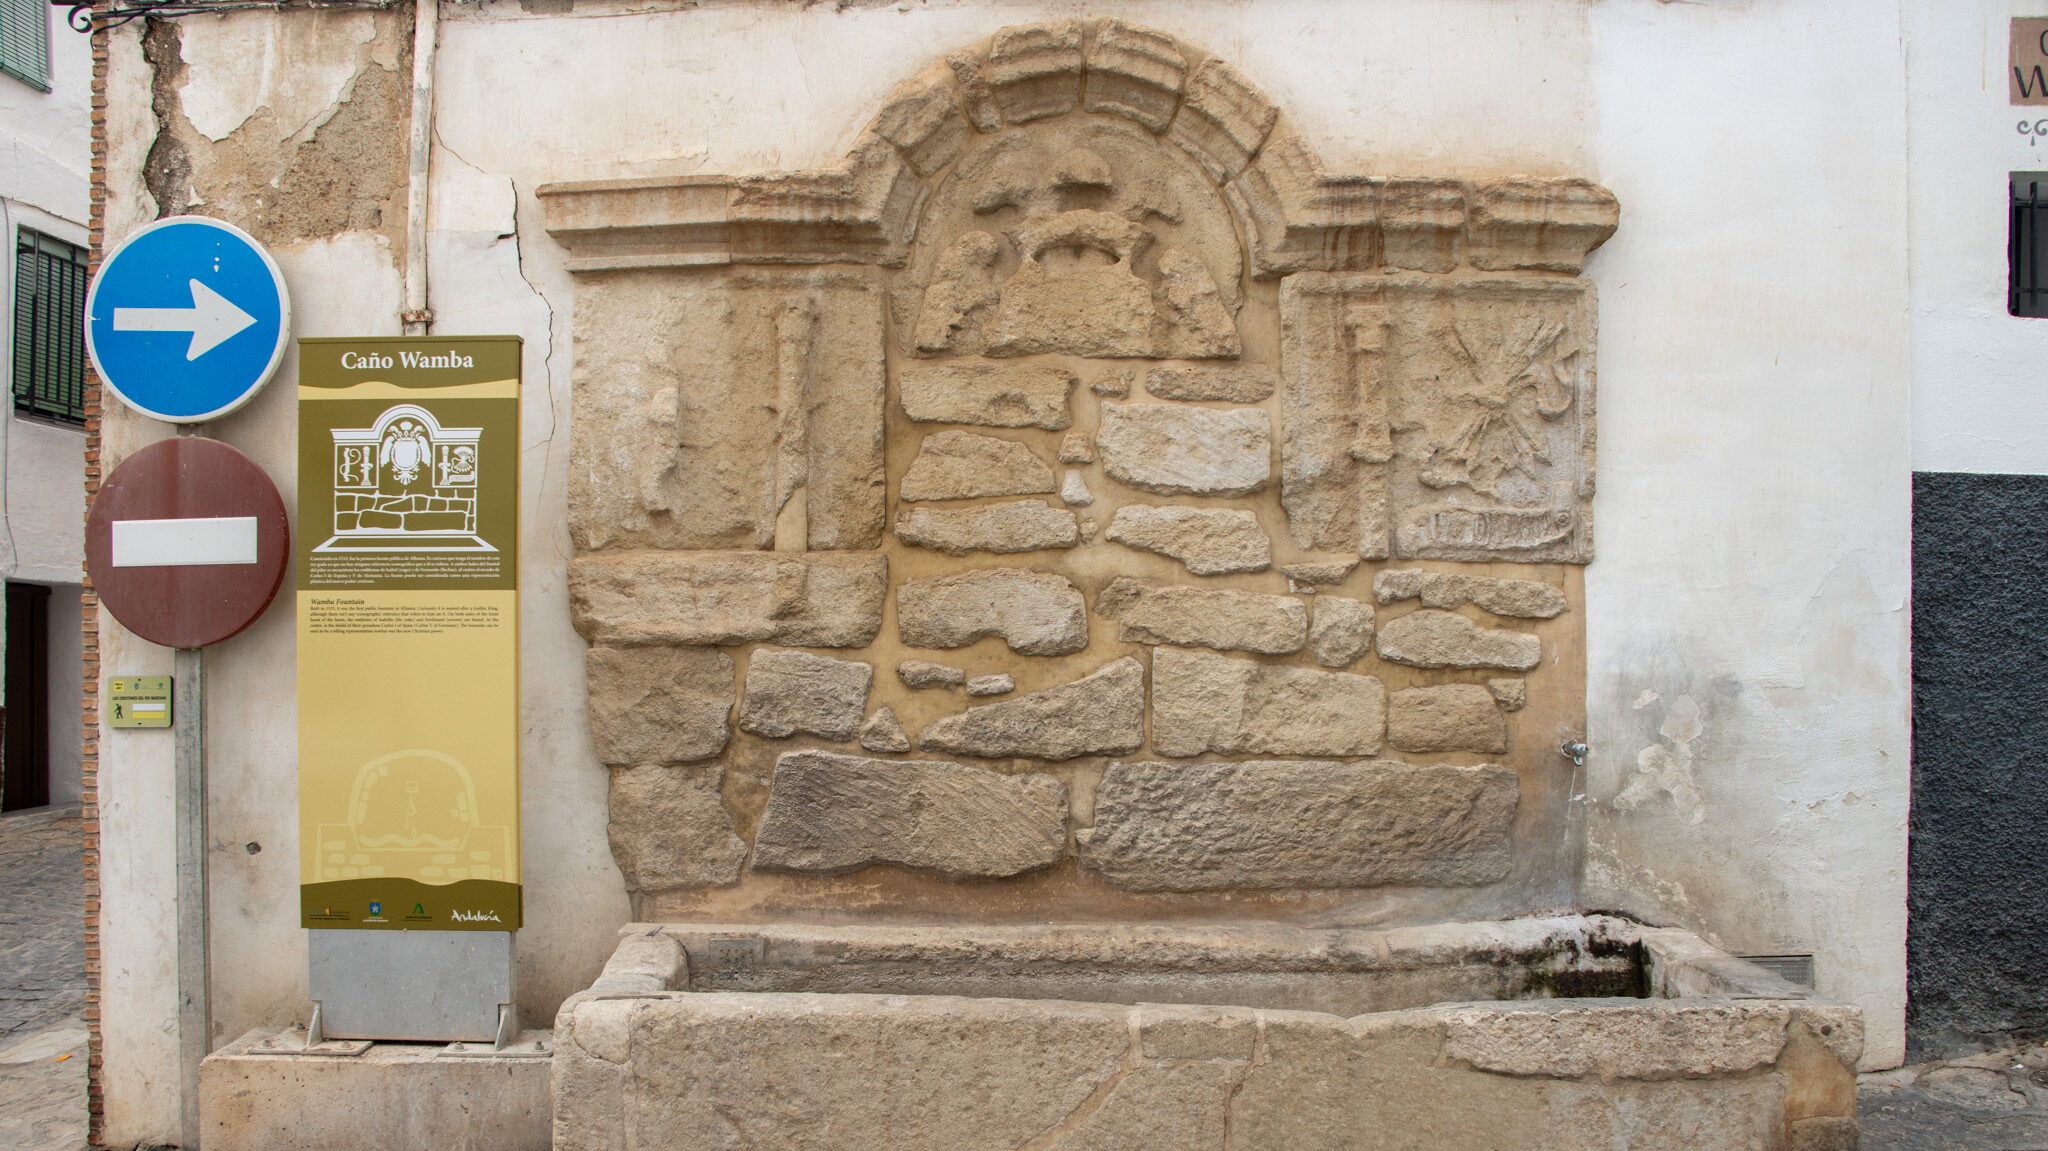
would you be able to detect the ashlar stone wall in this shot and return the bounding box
[541,20,1616,923]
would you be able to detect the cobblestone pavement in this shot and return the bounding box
[1862,1042,2048,1150]
[0,804,88,1151]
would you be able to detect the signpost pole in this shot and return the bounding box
[174,643,207,1149]
[83,216,292,1144]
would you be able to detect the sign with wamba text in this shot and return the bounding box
[2018,19,2048,104]
[296,336,521,931]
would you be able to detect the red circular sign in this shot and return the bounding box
[85,437,289,649]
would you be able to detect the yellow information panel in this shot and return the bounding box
[106,676,172,728]
[296,336,520,930]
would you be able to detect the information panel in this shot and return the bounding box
[296,336,521,930]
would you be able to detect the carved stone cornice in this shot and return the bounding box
[537,19,1617,277]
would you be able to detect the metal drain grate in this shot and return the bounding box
[1740,954,1815,989]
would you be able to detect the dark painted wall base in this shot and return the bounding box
[1911,471,2048,1058]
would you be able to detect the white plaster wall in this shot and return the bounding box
[2,410,87,585]
[432,0,1593,182]
[94,1,1921,1137]
[92,34,183,1145]
[1905,1,2048,474]
[0,7,91,223]
[1,8,89,817]
[1581,2,1913,1069]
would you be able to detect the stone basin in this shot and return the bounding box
[552,915,1861,1150]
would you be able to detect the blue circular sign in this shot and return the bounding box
[85,216,291,424]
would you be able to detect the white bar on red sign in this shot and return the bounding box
[110,516,260,567]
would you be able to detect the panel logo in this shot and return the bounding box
[451,909,501,924]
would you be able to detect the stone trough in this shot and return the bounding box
[552,915,1861,1150]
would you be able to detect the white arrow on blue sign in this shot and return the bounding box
[86,216,291,424]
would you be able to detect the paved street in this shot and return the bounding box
[0,804,88,1151]
[1861,1043,2048,1151]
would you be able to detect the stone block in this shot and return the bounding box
[1376,609,1541,670]
[551,992,1133,1151]
[896,568,1088,656]
[1487,677,1527,712]
[569,551,887,648]
[591,932,689,994]
[1464,177,1620,275]
[1438,1001,1792,1079]
[985,21,1084,123]
[1224,124,1381,279]
[1104,505,1272,575]
[751,750,1068,878]
[568,268,885,553]
[1168,57,1277,183]
[894,499,1081,555]
[897,659,966,689]
[1277,273,1379,555]
[1137,1004,1260,1061]
[871,67,973,177]
[1381,178,1466,273]
[1060,469,1094,506]
[899,361,1076,429]
[1374,569,1568,618]
[1388,684,1509,754]
[1230,1014,1793,1151]
[1143,363,1278,403]
[858,707,912,753]
[739,650,875,740]
[583,645,734,766]
[1057,430,1094,463]
[1150,646,1385,757]
[1279,273,1595,564]
[1083,20,1187,132]
[1098,577,1306,655]
[1080,758,1519,890]
[1308,596,1375,668]
[1098,402,1271,497]
[1280,558,1359,585]
[920,657,1146,761]
[200,1029,551,1151]
[966,674,1015,696]
[898,431,1055,501]
[945,49,1004,133]
[1055,1062,1234,1149]
[607,763,746,892]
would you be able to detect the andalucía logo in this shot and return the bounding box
[451,909,501,924]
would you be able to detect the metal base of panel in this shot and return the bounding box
[308,929,514,1042]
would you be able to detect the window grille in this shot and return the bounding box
[2012,172,2048,318]
[11,228,89,425]
[0,0,50,91]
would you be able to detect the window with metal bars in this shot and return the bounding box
[2012,172,2048,318]
[11,228,89,425]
